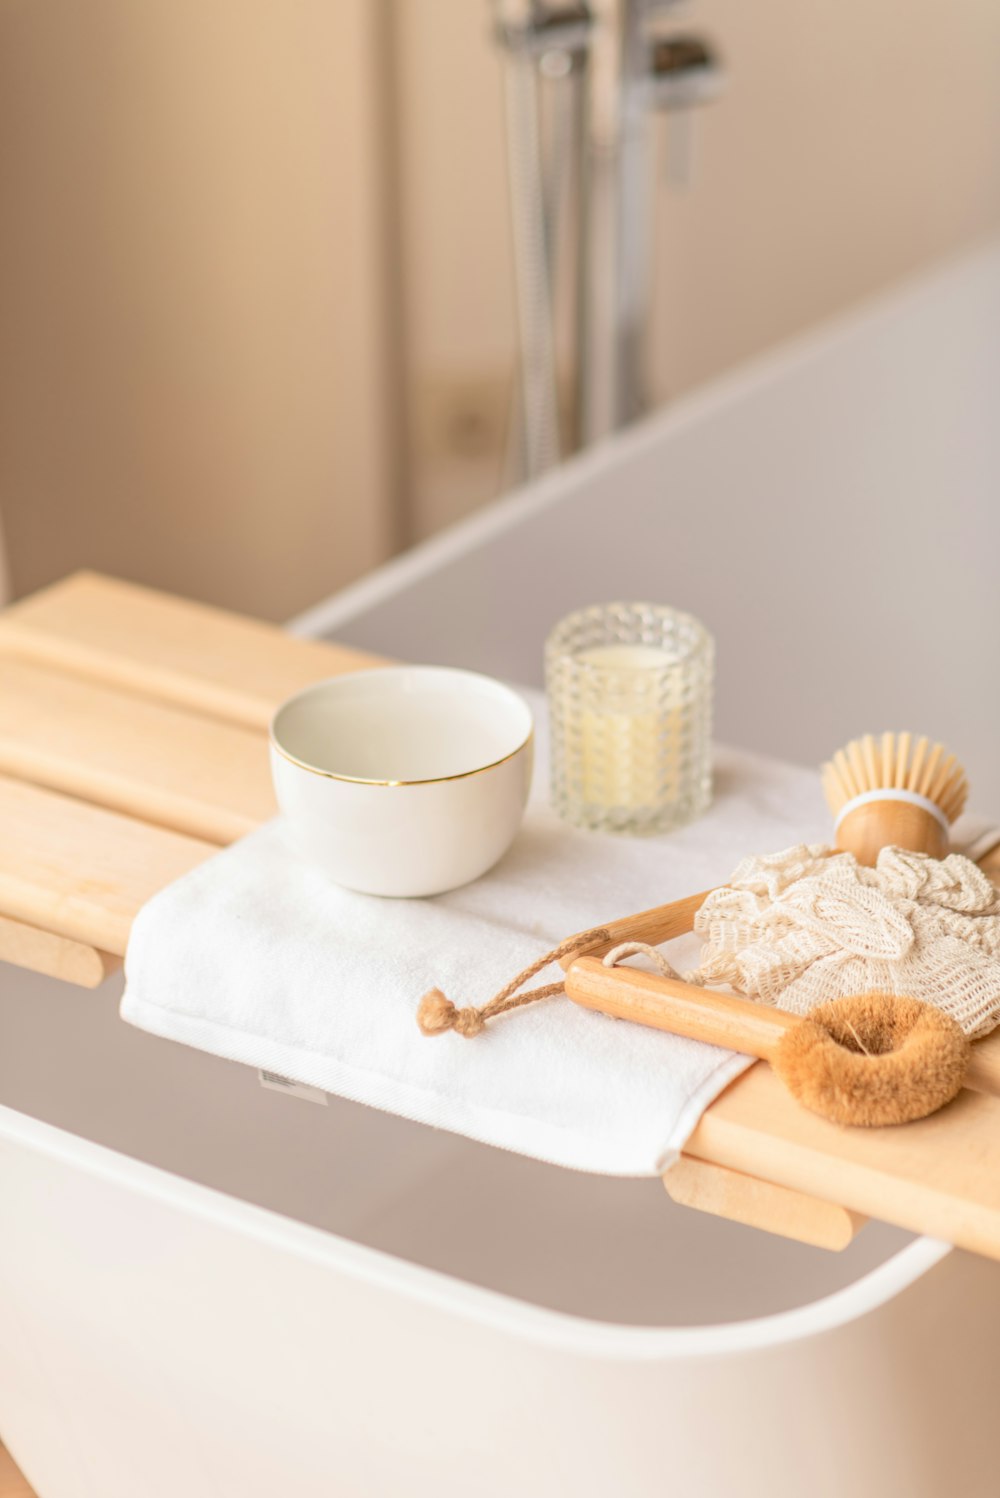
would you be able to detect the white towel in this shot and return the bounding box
[123,707,837,1177]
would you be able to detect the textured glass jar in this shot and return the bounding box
[546,602,714,834]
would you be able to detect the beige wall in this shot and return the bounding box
[397,0,1000,538]
[649,0,1000,398]
[1,0,999,617]
[0,0,394,620]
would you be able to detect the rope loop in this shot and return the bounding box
[417,926,612,1038]
[604,941,683,979]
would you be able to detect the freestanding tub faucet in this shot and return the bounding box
[493,0,723,473]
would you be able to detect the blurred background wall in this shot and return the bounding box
[2,0,999,619]
[0,0,398,618]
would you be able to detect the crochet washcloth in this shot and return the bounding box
[691,844,1000,1037]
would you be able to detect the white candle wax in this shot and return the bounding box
[574,643,682,812]
[575,645,675,672]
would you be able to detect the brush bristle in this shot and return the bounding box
[821,734,968,823]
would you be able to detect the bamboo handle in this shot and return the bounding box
[559,889,714,971]
[837,800,948,866]
[564,955,797,1058]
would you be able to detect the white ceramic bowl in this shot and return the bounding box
[269,666,534,897]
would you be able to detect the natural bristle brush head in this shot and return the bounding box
[773,993,970,1127]
[822,732,968,866]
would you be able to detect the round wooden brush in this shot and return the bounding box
[822,732,968,866]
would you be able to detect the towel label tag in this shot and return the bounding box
[258,1070,328,1106]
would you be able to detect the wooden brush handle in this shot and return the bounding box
[559,889,714,971]
[564,955,797,1059]
[836,799,948,865]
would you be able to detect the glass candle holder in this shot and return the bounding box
[546,602,714,835]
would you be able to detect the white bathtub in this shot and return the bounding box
[3,242,1000,1496]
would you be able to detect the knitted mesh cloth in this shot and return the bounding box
[688,845,1000,1038]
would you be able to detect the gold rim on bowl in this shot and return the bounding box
[268,729,534,787]
[268,667,534,787]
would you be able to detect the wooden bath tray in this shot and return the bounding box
[2,572,1000,1261]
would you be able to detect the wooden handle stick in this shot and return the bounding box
[558,890,713,970]
[564,956,796,1056]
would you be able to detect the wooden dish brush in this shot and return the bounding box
[562,950,971,1127]
[822,732,967,865]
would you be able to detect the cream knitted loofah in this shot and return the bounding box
[687,845,1000,1037]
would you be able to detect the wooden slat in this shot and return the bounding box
[663,1154,867,1251]
[968,1032,1000,1097]
[0,571,382,727]
[0,1444,35,1498]
[686,1061,1000,1261]
[0,658,274,844]
[0,775,216,955]
[0,913,119,989]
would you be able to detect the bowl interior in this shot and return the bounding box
[271,667,532,784]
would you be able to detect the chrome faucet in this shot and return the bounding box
[492,0,723,471]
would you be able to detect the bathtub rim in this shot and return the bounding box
[0,1101,953,1362]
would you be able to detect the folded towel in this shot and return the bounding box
[123,704,843,1176]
